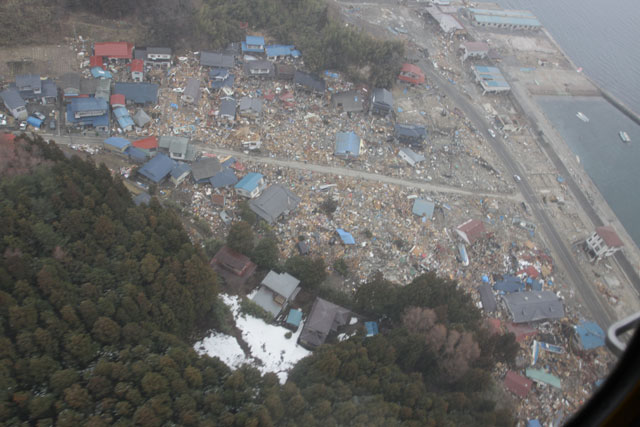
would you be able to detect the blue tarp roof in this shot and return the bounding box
[336,229,356,245]
[246,35,264,45]
[335,132,361,157]
[138,153,175,183]
[210,168,238,188]
[575,320,605,350]
[27,117,43,128]
[235,172,263,192]
[365,321,379,337]
[113,106,129,118]
[170,162,191,179]
[125,146,147,161]
[91,67,112,79]
[412,199,435,218]
[265,45,300,58]
[494,274,525,293]
[104,137,130,150]
[286,309,303,327]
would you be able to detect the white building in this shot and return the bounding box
[585,226,624,261]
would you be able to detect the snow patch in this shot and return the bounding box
[196,294,311,384]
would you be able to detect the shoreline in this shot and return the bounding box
[522,28,640,280]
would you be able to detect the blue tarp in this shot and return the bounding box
[210,168,238,188]
[336,229,356,245]
[575,320,605,350]
[412,199,435,218]
[27,116,43,128]
[286,309,303,328]
[138,153,175,183]
[494,274,525,293]
[235,172,263,192]
[91,67,112,79]
[365,321,379,337]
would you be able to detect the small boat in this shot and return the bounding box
[458,243,469,267]
[576,112,590,122]
[619,131,631,143]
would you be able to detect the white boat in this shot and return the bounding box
[576,112,590,122]
[619,131,631,143]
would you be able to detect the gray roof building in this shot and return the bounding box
[238,97,263,117]
[332,90,365,113]
[243,60,275,77]
[16,74,41,94]
[294,70,325,94]
[114,82,159,104]
[132,109,151,127]
[478,283,497,313]
[158,136,190,161]
[249,184,301,224]
[182,78,201,104]
[191,157,222,183]
[251,271,301,318]
[219,97,236,121]
[95,78,111,101]
[298,298,352,349]
[58,72,82,95]
[503,291,565,323]
[371,88,393,115]
[1,88,26,110]
[200,51,234,68]
[398,147,425,167]
[80,78,98,96]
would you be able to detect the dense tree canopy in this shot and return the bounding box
[0,137,513,425]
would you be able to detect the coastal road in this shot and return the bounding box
[507,83,640,294]
[418,59,617,327]
[41,133,524,202]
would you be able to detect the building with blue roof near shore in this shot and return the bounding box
[242,36,265,53]
[336,229,356,245]
[574,320,605,350]
[138,153,175,183]
[334,132,363,159]
[471,65,511,95]
[468,7,541,30]
[235,172,265,198]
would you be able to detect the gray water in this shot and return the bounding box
[537,96,640,246]
[493,0,640,247]
[496,0,640,115]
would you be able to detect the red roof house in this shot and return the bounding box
[110,94,126,108]
[595,226,624,248]
[456,219,486,245]
[132,136,158,151]
[130,59,144,73]
[90,55,105,69]
[94,42,134,60]
[398,63,425,85]
[504,371,533,398]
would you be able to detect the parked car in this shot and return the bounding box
[513,174,522,183]
[19,121,27,131]
[33,111,46,121]
[49,118,57,130]
[488,129,496,138]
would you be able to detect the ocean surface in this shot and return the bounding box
[494,0,640,248]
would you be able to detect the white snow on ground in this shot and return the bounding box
[194,332,249,369]
[195,294,311,384]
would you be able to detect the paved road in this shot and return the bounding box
[42,133,523,202]
[418,59,616,327]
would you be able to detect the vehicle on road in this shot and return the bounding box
[49,118,57,130]
[488,129,496,138]
[513,174,522,183]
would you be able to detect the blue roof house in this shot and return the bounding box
[235,172,265,198]
[334,132,363,159]
[113,107,134,132]
[336,229,356,245]
[242,36,265,53]
[265,45,300,59]
[412,199,435,219]
[104,136,131,153]
[365,321,379,337]
[170,163,192,187]
[210,168,238,188]
[138,153,175,183]
[494,275,525,293]
[125,146,147,163]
